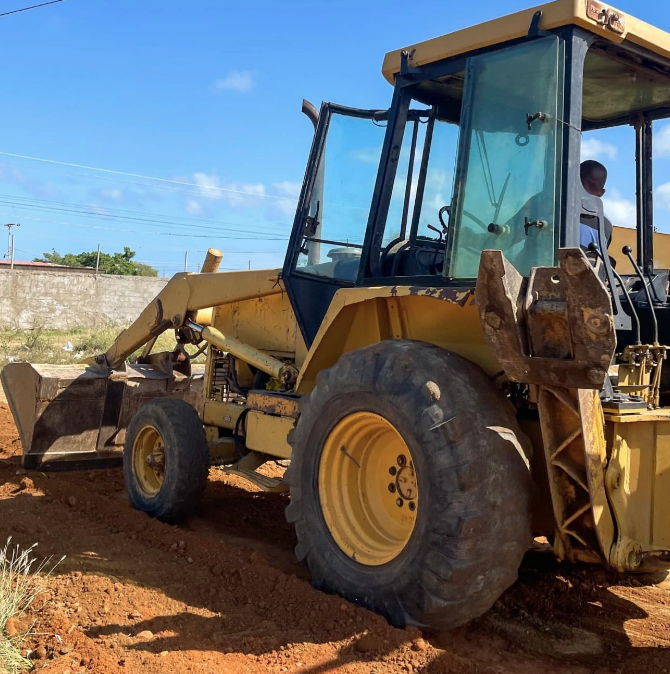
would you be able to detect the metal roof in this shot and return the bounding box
[382,0,670,84]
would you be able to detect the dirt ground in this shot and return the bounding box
[1,403,669,674]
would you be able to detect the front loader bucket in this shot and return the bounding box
[0,362,203,469]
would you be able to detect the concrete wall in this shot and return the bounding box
[0,269,169,330]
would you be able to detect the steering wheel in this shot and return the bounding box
[433,204,493,259]
[438,206,450,234]
[431,205,488,271]
[378,236,410,276]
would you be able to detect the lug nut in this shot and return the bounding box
[396,498,403,508]
[389,466,397,476]
[388,483,396,493]
[397,455,406,467]
[409,502,416,512]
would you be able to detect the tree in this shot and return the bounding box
[34,247,158,277]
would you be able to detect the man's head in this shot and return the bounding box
[580,160,607,198]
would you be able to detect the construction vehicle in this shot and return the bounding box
[4,0,670,631]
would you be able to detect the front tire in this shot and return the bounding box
[285,340,532,630]
[123,398,209,520]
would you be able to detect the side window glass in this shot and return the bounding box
[382,113,430,247]
[295,112,385,281]
[448,37,564,278]
[415,119,460,239]
[581,126,635,265]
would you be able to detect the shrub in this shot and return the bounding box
[0,538,63,673]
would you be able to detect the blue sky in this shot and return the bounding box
[0,0,667,275]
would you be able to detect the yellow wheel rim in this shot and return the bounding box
[318,411,418,566]
[132,425,166,496]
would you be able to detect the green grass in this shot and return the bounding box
[0,539,63,674]
[0,325,200,369]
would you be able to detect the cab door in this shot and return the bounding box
[282,104,388,347]
[447,36,565,278]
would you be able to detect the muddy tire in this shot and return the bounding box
[285,340,532,630]
[123,398,209,520]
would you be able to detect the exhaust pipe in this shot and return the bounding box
[301,99,322,266]
[302,99,319,130]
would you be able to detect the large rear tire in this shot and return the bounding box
[123,398,209,520]
[285,340,532,630]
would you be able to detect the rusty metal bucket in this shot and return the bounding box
[1,360,203,469]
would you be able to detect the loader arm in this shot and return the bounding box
[101,268,283,369]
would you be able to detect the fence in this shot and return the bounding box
[0,269,169,330]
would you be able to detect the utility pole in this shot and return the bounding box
[3,223,19,259]
[10,234,15,269]
[184,251,189,272]
[95,243,101,275]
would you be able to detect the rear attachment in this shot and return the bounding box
[1,360,203,470]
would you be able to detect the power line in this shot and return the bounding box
[0,194,290,238]
[0,0,63,18]
[1,156,298,206]
[0,192,291,235]
[0,150,299,202]
[0,212,289,241]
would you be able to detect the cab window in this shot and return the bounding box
[447,37,565,278]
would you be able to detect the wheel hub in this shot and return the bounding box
[395,463,417,501]
[318,411,418,566]
[133,425,166,496]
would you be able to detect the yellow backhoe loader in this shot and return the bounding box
[5,0,670,630]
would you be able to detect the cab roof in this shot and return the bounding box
[382,0,670,84]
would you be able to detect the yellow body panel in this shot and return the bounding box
[606,410,670,550]
[296,286,496,393]
[212,290,306,365]
[244,411,294,459]
[104,268,285,368]
[246,391,300,418]
[202,325,298,383]
[202,401,244,430]
[382,0,670,84]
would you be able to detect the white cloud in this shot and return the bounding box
[655,123,670,158]
[272,181,301,199]
[191,171,266,207]
[99,188,123,201]
[185,199,203,216]
[581,138,618,161]
[396,168,451,212]
[350,147,382,164]
[424,169,453,211]
[177,173,300,218]
[270,181,301,217]
[212,71,256,93]
[656,182,670,212]
[603,188,636,228]
[0,164,61,201]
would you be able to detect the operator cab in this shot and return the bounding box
[282,0,670,376]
